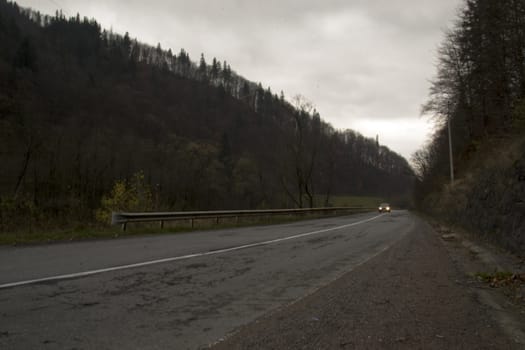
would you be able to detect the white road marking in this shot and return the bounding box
[0,214,383,289]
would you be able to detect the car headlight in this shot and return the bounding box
[386,207,390,210]
[378,207,382,210]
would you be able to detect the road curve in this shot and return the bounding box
[0,210,413,349]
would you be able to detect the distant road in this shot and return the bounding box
[0,211,413,349]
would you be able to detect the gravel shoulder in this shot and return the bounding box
[211,214,524,349]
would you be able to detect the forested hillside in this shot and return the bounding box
[414,0,525,253]
[0,0,413,232]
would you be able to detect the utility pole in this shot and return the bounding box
[447,116,454,185]
[376,134,379,166]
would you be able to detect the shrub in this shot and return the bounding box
[95,171,153,224]
[0,196,39,232]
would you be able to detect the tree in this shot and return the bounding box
[280,95,319,208]
[221,60,232,91]
[13,37,37,71]
[210,57,220,83]
[198,53,208,81]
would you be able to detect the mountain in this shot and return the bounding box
[0,0,414,231]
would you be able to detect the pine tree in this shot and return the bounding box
[210,57,219,83]
[198,53,208,81]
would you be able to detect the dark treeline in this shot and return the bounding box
[0,1,413,230]
[413,0,525,203]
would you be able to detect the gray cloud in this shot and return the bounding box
[17,0,463,158]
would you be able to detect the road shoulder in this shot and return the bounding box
[432,219,525,346]
[211,214,523,349]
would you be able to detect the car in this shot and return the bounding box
[378,203,391,213]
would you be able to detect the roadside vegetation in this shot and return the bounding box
[474,271,525,305]
[0,199,376,245]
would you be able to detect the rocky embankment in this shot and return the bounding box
[427,139,525,254]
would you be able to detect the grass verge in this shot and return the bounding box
[0,211,371,246]
[323,195,385,208]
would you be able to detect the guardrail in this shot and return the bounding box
[111,207,374,231]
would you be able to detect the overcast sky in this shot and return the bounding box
[16,0,463,159]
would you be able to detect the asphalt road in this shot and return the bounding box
[0,210,413,349]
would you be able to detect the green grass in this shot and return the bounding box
[1,197,380,245]
[0,210,371,246]
[323,195,384,208]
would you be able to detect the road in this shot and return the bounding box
[0,211,412,349]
